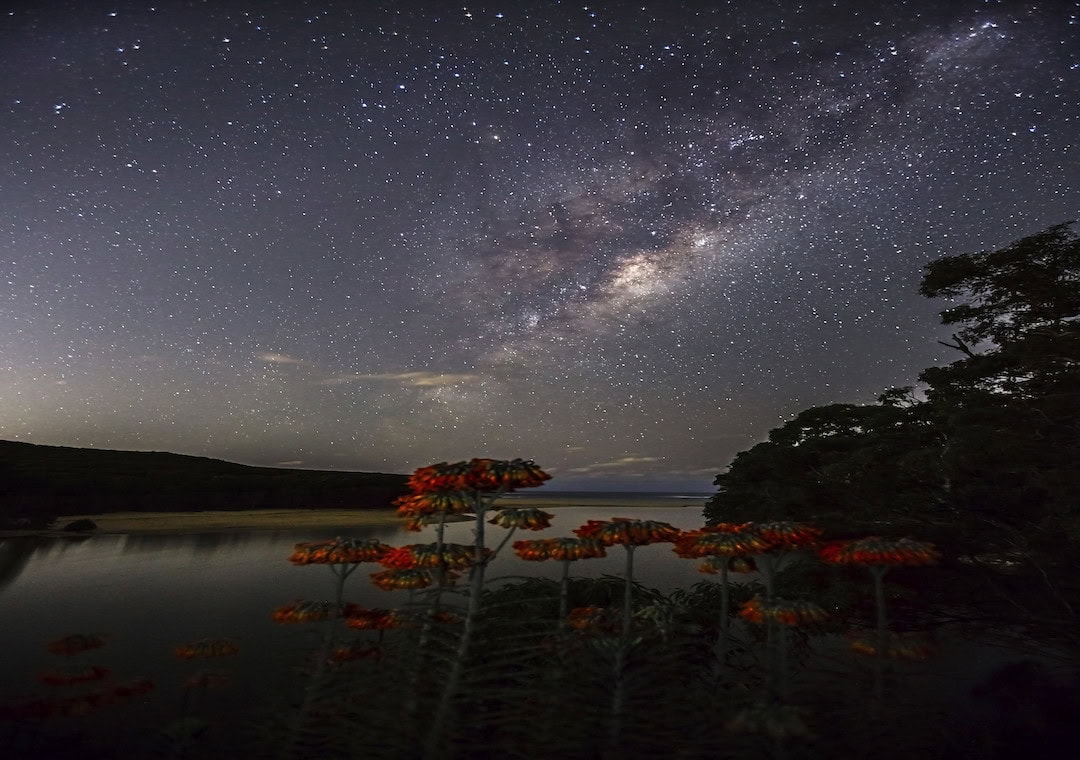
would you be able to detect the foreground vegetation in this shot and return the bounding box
[9,458,1078,759]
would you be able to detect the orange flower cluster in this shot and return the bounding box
[1,678,154,721]
[699,555,757,574]
[272,600,364,624]
[182,671,230,690]
[849,631,935,660]
[329,642,383,663]
[38,665,111,686]
[566,606,621,634]
[379,543,485,570]
[819,537,940,567]
[673,527,770,559]
[394,491,473,522]
[370,568,446,590]
[488,507,554,530]
[406,458,551,494]
[753,521,823,549]
[344,608,408,631]
[512,537,607,562]
[172,638,240,659]
[738,597,828,626]
[288,537,390,566]
[47,634,107,657]
[573,517,680,547]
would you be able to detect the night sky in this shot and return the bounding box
[3,1,1078,490]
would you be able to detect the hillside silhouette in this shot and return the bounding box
[0,440,408,526]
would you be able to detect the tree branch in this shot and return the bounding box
[937,333,978,358]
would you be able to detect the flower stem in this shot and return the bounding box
[622,545,636,638]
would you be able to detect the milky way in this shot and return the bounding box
[2,1,1078,489]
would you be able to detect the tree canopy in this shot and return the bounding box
[704,223,1080,556]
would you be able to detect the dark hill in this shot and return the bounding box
[0,440,408,525]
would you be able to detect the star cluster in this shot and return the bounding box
[2,1,1078,489]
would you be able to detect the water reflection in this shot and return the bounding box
[1,506,1074,757]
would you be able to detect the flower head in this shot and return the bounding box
[344,607,409,631]
[488,507,555,531]
[738,597,828,627]
[370,568,448,591]
[47,634,107,657]
[848,631,935,660]
[272,600,360,624]
[394,490,473,521]
[753,521,823,550]
[673,526,770,559]
[172,638,240,659]
[379,543,486,570]
[819,537,940,567]
[288,537,390,566]
[573,517,680,547]
[406,458,551,494]
[513,537,607,562]
[566,606,621,634]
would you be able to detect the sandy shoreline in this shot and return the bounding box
[1,495,708,537]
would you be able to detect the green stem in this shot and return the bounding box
[559,559,570,629]
[490,523,518,559]
[622,545,636,638]
[426,490,498,755]
[716,561,730,674]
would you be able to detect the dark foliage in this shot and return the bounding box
[0,440,408,519]
[705,223,1080,563]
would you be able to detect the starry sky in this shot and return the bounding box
[2,1,1078,491]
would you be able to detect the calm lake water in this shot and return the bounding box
[1,499,1074,758]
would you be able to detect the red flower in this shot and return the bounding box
[488,507,554,530]
[394,490,473,520]
[819,537,940,567]
[512,537,607,562]
[370,568,448,590]
[566,606,621,634]
[753,521,822,550]
[738,597,828,626]
[572,518,680,547]
[673,527,770,558]
[379,543,486,570]
[329,642,383,663]
[288,537,390,565]
[272,600,361,624]
[172,638,240,659]
[344,608,408,631]
[405,458,551,495]
[848,631,935,660]
[47,634,107,657]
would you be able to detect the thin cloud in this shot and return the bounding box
[568,456,663,474]
[320,371,481,387]
[258,352,305,365]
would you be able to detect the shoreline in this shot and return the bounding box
[1,496,708,538]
